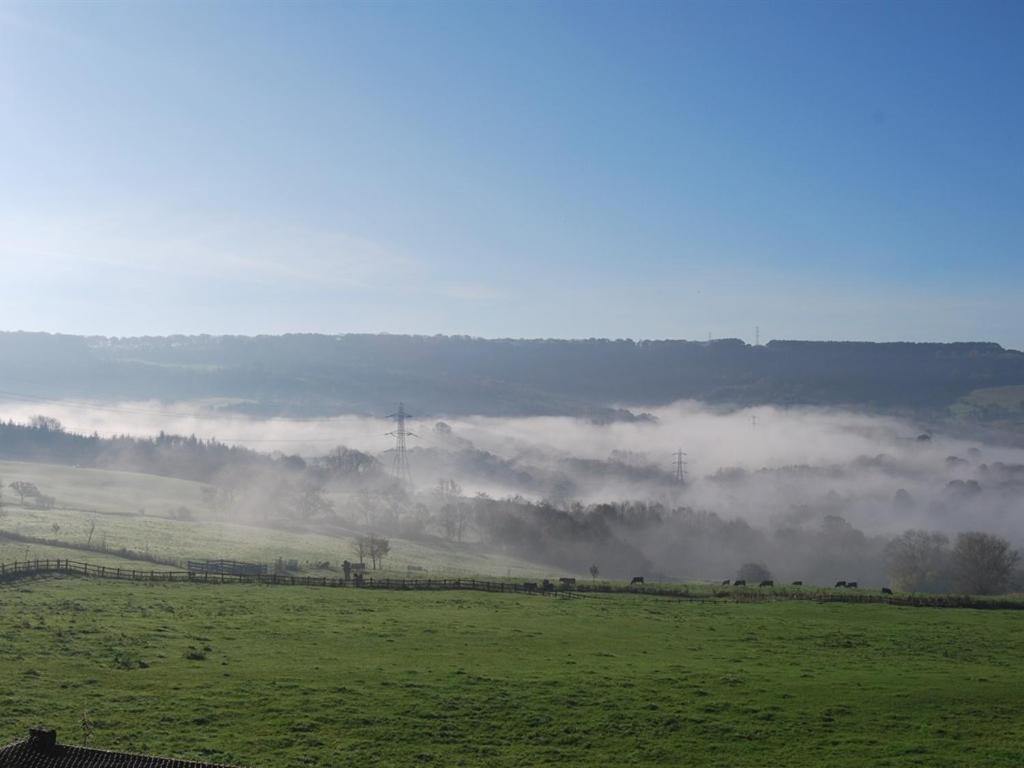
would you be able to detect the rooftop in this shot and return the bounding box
[0,729,243,768]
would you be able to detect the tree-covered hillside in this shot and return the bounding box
[2,332,1023,417]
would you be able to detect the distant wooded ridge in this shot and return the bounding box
[1,331,1022,418]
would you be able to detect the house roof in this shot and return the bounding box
[0,729,243,768]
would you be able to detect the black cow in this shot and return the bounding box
[522,582,538,591]
[733,579,746,586]
[721,579,731,586]
[759,579,774,587]
[847,581,858,588]
[881,587,893,595]
[791,580,803,586]
[630,576,645,585]
[834,581,847,588]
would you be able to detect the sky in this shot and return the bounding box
[0,0,1021,347]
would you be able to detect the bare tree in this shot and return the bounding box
[885,530,950,592]
[589,564,599,582]
[435,479,468,542]
[9,481,40,505]
[951,532,1019,595]
[294,482,334,520]
[354,535,371,566]
[86,519,97,547]
[440,503,468,542]
[30,415,63,432]
[370,537,391,570]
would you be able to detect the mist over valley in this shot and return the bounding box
[4,336,1023,591]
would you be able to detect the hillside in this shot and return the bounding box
[0,461,554,578]
[3,332,1024,417]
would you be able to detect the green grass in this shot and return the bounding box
[0,460,209,517]
[0,460,552,578]
[0,540,158,570]
[2,576,1023,767]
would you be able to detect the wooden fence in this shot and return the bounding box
[186,559,268,576]
[0,559,582,598]
[2,559,1022,609]
[578,582,1024,610]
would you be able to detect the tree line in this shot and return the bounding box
[5,331,1024,417]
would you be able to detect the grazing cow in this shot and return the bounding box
[721,579,731,586]
[733,579,746,586]
[759,579,774,587]
[630,576,645,585]
[791,580,803,586]
[881,587,893,595]
[847,581,858,588]
[834,581,847,588]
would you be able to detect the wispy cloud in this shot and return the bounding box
[0,211,417,291]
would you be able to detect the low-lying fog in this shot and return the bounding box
[3,398,1020,547]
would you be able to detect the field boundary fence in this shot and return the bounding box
[0,559,584,598]
[2,559,1022,610]
[578,582,1024,610]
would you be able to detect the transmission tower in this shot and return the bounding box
[673,448,688,484]
[386,403,416,485]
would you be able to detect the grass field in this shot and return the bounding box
[1,576,1023,767]
[0,460,552,578]
[0,540,157,570]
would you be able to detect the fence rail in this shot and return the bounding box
[577,582,1024,610]
[2,559,1022,610]
[0,559,583,597]
[186,559,268,576]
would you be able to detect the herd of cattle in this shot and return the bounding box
[522,576,896,594]
[710,578,894,594]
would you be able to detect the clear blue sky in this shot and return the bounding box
[1,1,1021,346]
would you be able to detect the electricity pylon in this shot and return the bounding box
[386,403,416,485]
[673,448,687,484]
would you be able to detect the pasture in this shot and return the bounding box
[2,576,1023,767]
[0,460,551,577]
